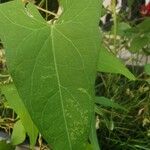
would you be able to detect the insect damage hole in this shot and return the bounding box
[35,0,63,22]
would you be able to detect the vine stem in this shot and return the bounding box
[22,0,58,17]
[112,0,117,53]
[36,6,58,17]
[0,74,10,78]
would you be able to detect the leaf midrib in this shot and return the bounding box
[50,26,72,150]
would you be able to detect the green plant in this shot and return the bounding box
[0,0,138,149]
[95,72,150,150]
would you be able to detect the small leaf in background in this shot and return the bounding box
[146,79,150,84]
[130,36,149,52]
[144,64,150,75]
[0,131,14,150]
[136,18,150,33]
[116,22,131,36]
[11,120,26,145]
[97,46,136,80]
[134,145,150,150]
[95,96,127,111]
[0,141,15,150]
[1,84,38,148]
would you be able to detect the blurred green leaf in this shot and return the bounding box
[116,22,131,36]
[1,84,38,148]
[0,141,15,150]
[95,96,127,111]
[130,36,149,52]
[86,144,94,150]
[97,46,136,80]
[11,120,26,145]
[134,145,150,150]
[144,64,150,75]
[127,0,134,7]
[136,18,150,33]
[146,78,150,84]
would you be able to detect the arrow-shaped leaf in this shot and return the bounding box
[0,0,101,149]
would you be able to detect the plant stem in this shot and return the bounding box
[0,74,9,78]
[36,6,58,17]
[112,0,117,53]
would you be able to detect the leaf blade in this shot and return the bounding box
[1,84,38,148]
[11,120,26,145]
[0,0,101,149]
[95,96,127,112]
[97,46,136,80]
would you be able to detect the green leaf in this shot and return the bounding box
[136,18,150,33]
[116,22,131,36]
[144,64,150,75]
[0,0,101,149]
[11,120,26,145]
[95,96,127,111]
[86,144,94,150]
[97,46,136,80]
[134,145,150,150]
[130,36,149,52]
[145,78,150,84]
[1,84,38,148]
[0,141,15,150]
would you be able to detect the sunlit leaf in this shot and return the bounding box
[1,84,38,148]
[97,46,136,80]
[11,120,26,145]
